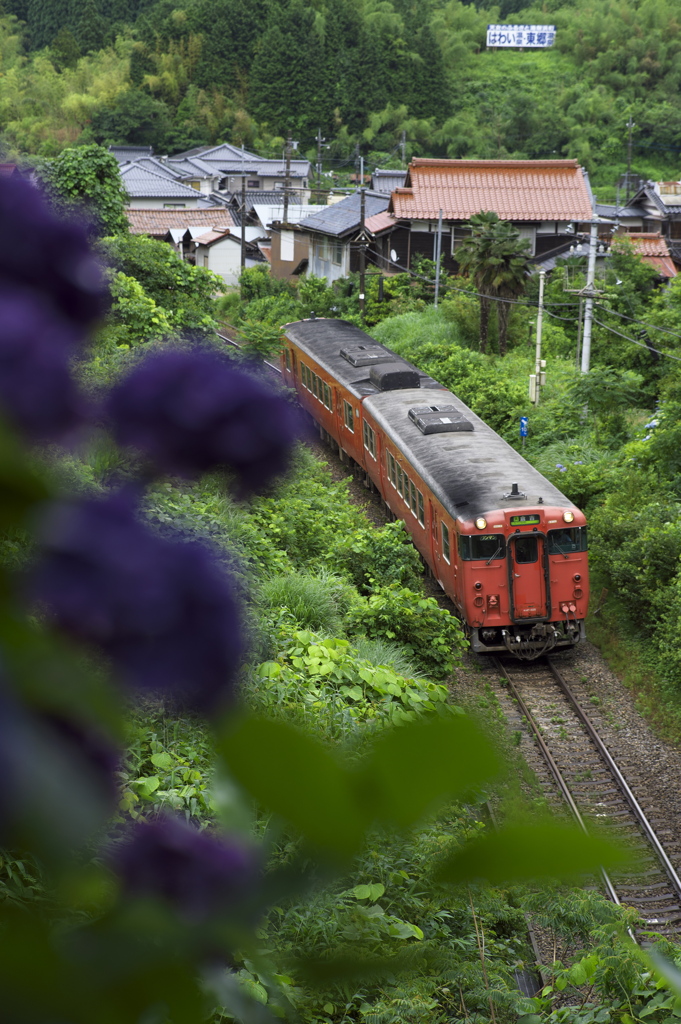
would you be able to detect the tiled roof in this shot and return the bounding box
[165,156,220,178]
[365,210,396,235]
[193,229,232,246]
[626,233,677,277]
[391,159,593,222]
[128,156,183,181]
[171,143,261,162]
[595,202,645,220]
[299,192,390,237]
[371,169,407,193]
[126,208,234,236]
[120,162,220,200]
[109,145,154,163]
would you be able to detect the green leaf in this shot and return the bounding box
[351,883,385,901]
[216,715,366,859]
[649,951,681,997]
[357,715,500,826]
[150,752,174,771]
[434,822,632,885]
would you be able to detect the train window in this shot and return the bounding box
[344,400,354,431]
[547,527,587,554]
[409,480,417,515]
[417,490,424,526]
[396,466,404,496]
[459,535,506,561]
[387,452,396,486]
[514,536,538,564]
[442,522,451,563]
[363,422,376,459]
[301,363,308,388]
[313,373,320,399]
[285,349,291,371]
[323,383,333,410]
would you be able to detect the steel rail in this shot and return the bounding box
[492,657,621,906]
[547,658,681,901]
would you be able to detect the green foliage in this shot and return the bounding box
[237,318,285,361]
[106,270,175,344]
[42,143,129,236]
[346,584,467,679]
[256,570,354,636]
[331,519,423,593]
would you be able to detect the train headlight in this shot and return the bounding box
[563,510,574,523]
[475,517,487,530]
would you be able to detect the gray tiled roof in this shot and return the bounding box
[298,192,389,237]
[371,169,407,193]
[595,202,645,219]
[170,142,261,162]
[120,162,223,202]
[109,145,154,163]
[165,156,220,178]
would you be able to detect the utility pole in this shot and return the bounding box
[400,130,406,168]
[283,132,292,224]
[316,127,325,201]
[359,187,367,322]
[580,220,600,374]
[434,209,443,308]
[626,115,635,202]
[530,269,546,405]
[240,174,246,276]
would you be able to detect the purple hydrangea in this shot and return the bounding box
[106,349,303,491]
[30,491,242,712]
[0,176,107,332]
[112,815,259,923]
[0,294,88,440]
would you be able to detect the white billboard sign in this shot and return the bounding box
[486,25,556,47]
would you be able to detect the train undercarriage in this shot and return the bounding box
[469,619,586,661]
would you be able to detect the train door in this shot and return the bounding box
[508,534,549,621]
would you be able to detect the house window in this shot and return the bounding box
[417,490,424,526]
[442,522,451,563]
[247,179,260,188]
[163,203,186,208]
[363,421,376,459]
[332,241,343,265]
[343,400,354,431]
[280,230,295,262]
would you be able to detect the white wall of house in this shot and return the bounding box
[309,235,348,283]
[195,237,244,288]
[127,196,209,209]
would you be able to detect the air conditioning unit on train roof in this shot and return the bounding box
[369,363,421,391]
[409,405,474,435]
[340,344,394,367]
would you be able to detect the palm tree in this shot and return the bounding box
[456,212,532,356]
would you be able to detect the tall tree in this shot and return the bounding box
[42,144,129,237]
[456,211,531,356]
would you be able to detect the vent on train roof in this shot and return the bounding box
[369,363,420,391]
[340,344,394,367]
[408,405,474,435]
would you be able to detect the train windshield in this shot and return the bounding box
[547,526,588,554]
[459,534,506,561]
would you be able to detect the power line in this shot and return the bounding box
[594,303,681,344]
[592,317,681,362]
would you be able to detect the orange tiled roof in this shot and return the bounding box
[365,210,396,235]
[193,229,232,246]
[626,233,677,278]
[127,208,234,235]
[390,159,593,222]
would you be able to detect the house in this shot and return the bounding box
[252,203,326,280]
[627,181,681,264]
[297,192,395,284]
[190,227,265,287]
[388,158,594,271]
[627,233,677,279]
[169,143,312,201]
[120,160,229,210]
[109,145,154,164]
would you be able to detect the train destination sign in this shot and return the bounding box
[510,514,541,526]
[486,24,556,47]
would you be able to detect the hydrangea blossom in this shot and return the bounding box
[0,175,107,332]
[106,349,303,490]
[112,815,259,923]
[30,491,242,712]
[0,294,88,439]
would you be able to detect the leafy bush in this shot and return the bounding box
[330,519,423,593]
[346,584,466,678]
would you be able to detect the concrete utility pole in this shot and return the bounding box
[434,209,443,308]
[580,220,600,374]
[400,130,406,168]
[316,127,325,201]
[359,187,367,321]
[240,174,246,274]
[530,269,546,404]
[626,115,635,202]
[283,132,292,224]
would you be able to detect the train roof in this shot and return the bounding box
[282,318,443,396]
[364,387,575,522]
[282,318,576,522]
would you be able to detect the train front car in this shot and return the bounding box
[363,387,589,661]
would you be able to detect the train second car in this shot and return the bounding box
[281,317,588,660]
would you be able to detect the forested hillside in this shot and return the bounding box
[1,0,681,191]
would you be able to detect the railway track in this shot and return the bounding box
[495,655,681,936]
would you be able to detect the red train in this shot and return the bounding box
[280,317,588,660]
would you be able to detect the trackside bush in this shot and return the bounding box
[330,519,423,593]
[345,584,466,678]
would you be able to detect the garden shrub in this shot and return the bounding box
[345,584,466,679]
